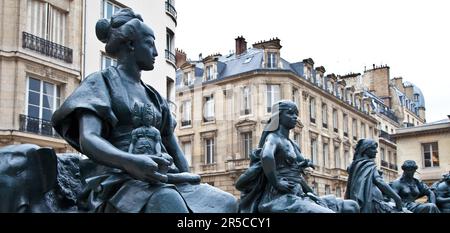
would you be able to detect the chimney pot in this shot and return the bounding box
[235,36,247,56]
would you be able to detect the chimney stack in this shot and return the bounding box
[235,36,247,56]
[175,48,187,68]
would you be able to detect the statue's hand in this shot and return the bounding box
[275,179,295,194]
[394,200,403,211]
[124,154,169,183]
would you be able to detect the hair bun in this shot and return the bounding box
[96,19,111,43]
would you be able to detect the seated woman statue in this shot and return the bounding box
[235,100,359,213]
[345,139,405,213]
[390,160,440,213]
[51,8,237,213]
[431,172,450,213]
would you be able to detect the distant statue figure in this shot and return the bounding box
[390,160,440,213]
[51,8,237,213]
[235,100,359,213]
[345,139,405,213]
[431,172,450,213]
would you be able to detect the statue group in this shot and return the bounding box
[0,8,447,214]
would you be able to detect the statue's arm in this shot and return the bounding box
[162,133,189,173]
[374,173,403,209]
[261,134,283,190]
[422,182,437,203]
[78,111,167,182]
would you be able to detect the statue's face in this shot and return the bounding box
[0,152,33,212]
[280,107,298,130]
[365,143,378,159]
[134,24,158,71]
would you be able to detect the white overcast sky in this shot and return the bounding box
[175,0,449,122]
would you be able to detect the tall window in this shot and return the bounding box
[292,87,300,108]
[266,84,280,113]
[180,100,192,127]
[310,137,318,165]
[103,0,121,19]
[325,185,331,195]
[333,109,338,133]
[205,65,213,81]
[336,186,342,198]
[241,86,252,115]
[27,0,67,45]
[183,72,194,86]
[361,123,366,138]
[343,113,348,137]
[323,143,329,168]
[352,119,357,140]
[322,104,328,128]
[203,95,215,122]
[204,138,215,164]
[344,149,349,169]
[27,77,61,121]
[267,52,277,68]
[241,132,253,158]
[309,97,316,123]
[181,141,192,167]
[380,148,386,161]
[422,142,439,168]
[101,54,117,69]
[334,145,341,169]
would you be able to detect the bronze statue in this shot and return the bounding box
[431,172,450,213]
[390,160,440,213]
[51,8,237,213]
[236,100,359,213]
[345,139,406,213]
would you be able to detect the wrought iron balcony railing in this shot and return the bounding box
[22,32,73,63]
[379,130,396,143]
[19,114,60,138]
[165,49,176,64]
[165,1,177,21]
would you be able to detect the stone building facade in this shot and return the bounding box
[0,0,83,152]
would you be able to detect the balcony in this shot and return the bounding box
[165,49,176,65]
[379,108,399,123]
[22,32,73,63]
[381,160,389,168]
[200,163,217,173]
[331,168,348,178]
[226,158,250,171]
[19,115,60,138]
[165,1,177,22]
[379,130,396,143]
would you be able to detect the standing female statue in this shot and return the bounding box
[236,100,359,213]
[345,139,405,213]
[390,160,440,213]
[431,172,450,213]
[52,9,236,213]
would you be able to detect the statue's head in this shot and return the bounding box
[353,139,378,160]
[401,160,418,176]
[96,8,158,71]
[442,172,450,183]
[0,144,57,212]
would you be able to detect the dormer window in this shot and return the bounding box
[183,72,193,86]
[267,52,277,68]
[414,94,419,102]
[205,65,213,81]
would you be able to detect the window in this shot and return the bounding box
[103,0,121,19]
[322,104,328,128]
[266,84,280,113]
[310,137,318,165]
[166,28,175,63]
[205,65,214,81]
[204,138,215,164]
[292,87,300,108]
[183,72,194,86]
[101,54,117,69]
[380,148,386,161]
[422,142,439,168]
[334,145,340,169]
[344,149,350,168]
[333,109,338,133]
[312,182,319,194]
[203,95,215,122]
[317,74,323,87]
[241,132,253,158]
[369,127,373,139]
[27,0,67,45]
[181,100,192,127]
[241,86,252,115]
[323,143,329,168]
[336,186,342,197]
[343,114,348,137]
[181,141,192,167]
[352,119,357,140]
[325,185,331,195]
[305,67,312,80]
[361,123,366,138]
[310,97,316,123]
[267,52,277,68]
[414,94,419,102]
